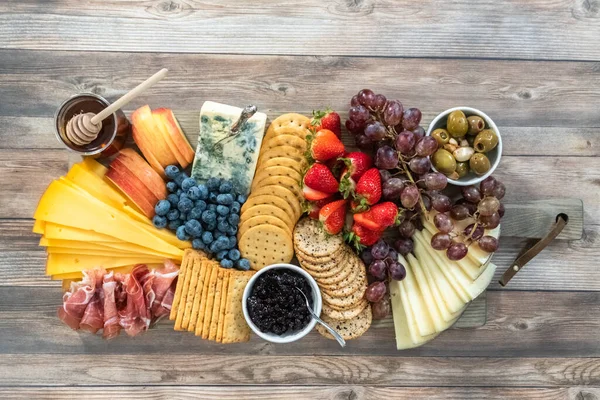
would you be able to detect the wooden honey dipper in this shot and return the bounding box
[65,68,168,146]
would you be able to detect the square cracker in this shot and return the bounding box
[187,259,209,332]
[201,265,220,339]
[169,250,193,320]
[195,261,217,336]
[222,270,255,344]
[209,269,228,341]
[216,271,232,342]
[180,254,202,329]
[174,254,197,329]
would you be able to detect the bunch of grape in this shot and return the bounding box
[360,239,405,319]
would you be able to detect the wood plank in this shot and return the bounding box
[1,288,597,357]
[0,386,596,400]
[1,50,600,128]
[0,1,599,61]
[1,354,599,386]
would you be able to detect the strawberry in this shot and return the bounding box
[354,202,399,231]
[346,223,382,249]
[310,129,345,162]
[303,185,331,202]
[303,163,339,194]
[306,196,337,219]
[352,168,382,211]
[338,152,373,198]
[319,199,347,235]
[312,109,342,139]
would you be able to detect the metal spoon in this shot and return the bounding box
[295,286,346,348]
[212,105,257,149]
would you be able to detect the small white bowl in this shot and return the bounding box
[427,107,502,187]
[242,263,322,344]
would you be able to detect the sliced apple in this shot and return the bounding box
[131,105,177,170]
[116,148,167,200]
[132,125,166,177]
[106,160,158,218]
[152,108,194,167]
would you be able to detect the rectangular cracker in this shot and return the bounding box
[195,261,217,336]
[173,255,195,328]
[200,265,220,339]
[209,269,228,341]
[216,271,231,342]
[169,250,193,320]
[187,259,209,332]
[180,254,202,330]
[222,270,255,344]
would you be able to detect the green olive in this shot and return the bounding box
[470,153,491,175]
[456,161,469,178]
[474,129,499,153]
[432,149,457,174]
[467,115,485,135]
[446,110,468,137]
[431,128,450,146]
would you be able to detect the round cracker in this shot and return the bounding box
[251,166,302,192]
[239,225,294,270]
[322,273,367,298]
[316,305,372,340]
[260,156,307,174]
[319,257,361,289]
[297,250,348,273]
[257,145,305,168]
[293,218,344,258]
[267,113,310,132]
[295,245,347,265]
[321,299,369,321]
[262,134,307,153]
[237,215,292,241]
[301,259,347,279]
[240,204,295,232]
[241,194,299,221]
[247,185,302,221]
[321,283,367,309]
[252,175,303,202]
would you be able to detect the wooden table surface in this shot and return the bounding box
[1,1,600,399]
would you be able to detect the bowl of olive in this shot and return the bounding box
[426,107,502,186]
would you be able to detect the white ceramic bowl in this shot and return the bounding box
[427,107,502,187]
[242,263,322,344]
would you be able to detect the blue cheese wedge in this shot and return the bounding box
[192,101,266,195]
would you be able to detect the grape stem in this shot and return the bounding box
[397,154,428,216]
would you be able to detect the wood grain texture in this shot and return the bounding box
[1,288,598,357]
[1,354,599,386]
[1,1,599,61]
[1,50,600,127]
[1,386,598,400]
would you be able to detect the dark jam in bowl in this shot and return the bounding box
[247,269,313,336]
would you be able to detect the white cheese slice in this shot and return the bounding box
[192,101,267,195]
[398,254,436,337]
[406,253,447,332]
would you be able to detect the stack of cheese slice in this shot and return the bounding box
[33,158,190,281]
[390,218,500,350]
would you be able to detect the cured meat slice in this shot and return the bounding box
[102,272,121,340]
[151,260,179,318]
[80,294,104,334]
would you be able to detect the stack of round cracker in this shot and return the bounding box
[293,218,373,340]
[238,113,311,270]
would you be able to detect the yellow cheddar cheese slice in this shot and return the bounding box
[32,220,45,234]
[81,157,108,177]
[40,237,183,260]
[43,223,121,243]
[46,253,167,275]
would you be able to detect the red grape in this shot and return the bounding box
[358,89,376,107]
[409,156,431,175]
[365,281,387,302]
[478,196,500,216]
[498,202,505,218]
[431,232,452,250]
[422,194,432,211]
[480,176,497,196]
[462,186,482,203]
[379,169,392,182]
[371,239,390,260]
[412,126,426,140]
[384,100,404,126]
[355,134,372,150]
[388,261,407,281]
[463,223,484,240]
[402,108,422,130]
[345,119,358,134]
[350,95,360,107]
[369,259,388,280]
[450,204,470,220]
[361,249,374,265]
[371,298,391,319]
[375,145,399,169]
[447,242,468,260]
[395,130,417,155]
[424,172,448,191]
[431,193,452,212]
[364,121,387,141]
[415,136,439,157]
[480,212,500,229]
[400,185,420,209]
[398,220,415,238]
[492,182,506,200]
[382,177,405,200]
[394,238,414,256]
[373,94,387,112]
[455,198,477,215]
[349,105,370,128]
[387,248,398,262]
[434,213,454,233]
[478,235,499,252]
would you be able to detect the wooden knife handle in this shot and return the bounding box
[499,214,569,287]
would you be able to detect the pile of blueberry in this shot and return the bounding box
[152,165,250,271]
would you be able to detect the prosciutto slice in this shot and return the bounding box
[151,260,179,318]
[102,272,121,340]
[57,269,104,330]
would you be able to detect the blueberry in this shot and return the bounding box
[176,225,190,241]
[205,221,217,232]
[192,238,206,250]
[174,172,188,187]
[214,230,225,239]
[152,215,167,229]
[194,199,207,212]
[187,186,201,200]
[228,236,237,249]
[201,210,217,224]
[166,209,180,221]
[220,259,234,269]
[188,206,203,220]
[219,181,233,194]
[201,231,213,244]
[209,241,220,254]
[216,250,228,261]
[165,165,180,180]
[237,258,251,271]
[216,236,230,250]
[216,205,229,216]
[230,201,241,214]
[179,193,189,203]
[176,189,183,196]
[166,181,178,193]
[182,177,197,191]
[209,192,218,203]
[228,214,240,226]
[226,225,238,236]
[206,177,220,191]
[167,193,179,206]
[185,219,202,236]
[197,184,209,200]
[217,193,234,205]
[237,194,247,204]
[178,198,194,213]
[168,219,182,230]
[154,200,171,216]
[228,249,241,261]
[217,220,230,233]
[208,203,217,212]
[179,213,187,221]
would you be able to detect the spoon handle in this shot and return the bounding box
[312,313,346,347]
